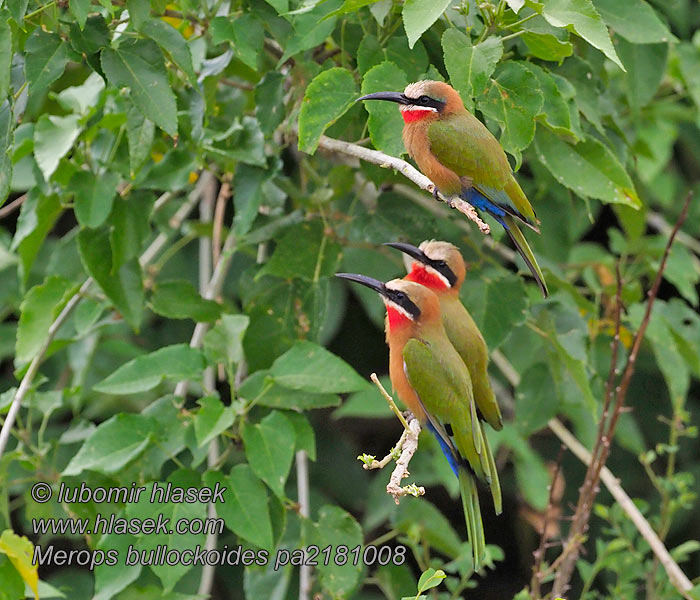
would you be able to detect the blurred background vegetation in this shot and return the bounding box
[0,0,699,598]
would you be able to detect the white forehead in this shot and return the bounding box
[403,81,430,98]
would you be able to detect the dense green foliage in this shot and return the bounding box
[0,0,699,598]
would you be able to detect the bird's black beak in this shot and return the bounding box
[356,91,411,105]
[384,242,458,288]
[335,273,388,298]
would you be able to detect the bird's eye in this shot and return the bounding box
[435,260,447,268]
[395,292,406,301]
[418,95,431,105]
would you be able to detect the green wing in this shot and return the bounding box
[402,337,484,478]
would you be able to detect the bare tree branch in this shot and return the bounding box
[314,134,491,234]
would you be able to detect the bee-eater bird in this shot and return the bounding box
[336,273,501,568]
[358,81,548,297]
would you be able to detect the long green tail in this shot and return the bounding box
[459,469,486,569]
[503,215,548,298]
[481,422,502,515]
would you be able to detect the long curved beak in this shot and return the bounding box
[335,273,388,297]
[356,91,410,105]
[383,242,429,265]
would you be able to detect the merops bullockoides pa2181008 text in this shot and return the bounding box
[335,273,500,568]
[358,81,549,297]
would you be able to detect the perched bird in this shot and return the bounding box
[336,273,501,568]
[358,81,548,297]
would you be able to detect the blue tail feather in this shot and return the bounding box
[462,187,507,220]
[426,420,460,478]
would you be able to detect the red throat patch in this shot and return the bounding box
[386,305,411,330]
[401,109,433,124]
[405,265,449,291]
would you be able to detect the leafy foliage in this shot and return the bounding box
[0,1,699,600]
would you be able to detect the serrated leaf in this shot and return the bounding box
[33,114,81,180]
[204,466,274,551]
[109,191,154,271]
[202,314,249,373]
[93,344,207,395]
[361,61,408,156]
[442,29,502,111]
[232,14,264,71]
[522,31,573,62]
[78,228,144,329]
[522,62,573,137]
[25,30,77,99]
[0,100,12,208]
[126,0,150,29]
[140,18,197,84]
[479,61,544,165]
[150,279,222,322]
[69,0,90,29]
[101,38,178,136]
[62,413,157,476]
[270,340,368,393]
[70,170,119,228]
[239,370,341,411]
[542,0,623,70]
[242,411,296,498]
[402,0,451,49]
[298,67,356,154]
[534,128,641,208]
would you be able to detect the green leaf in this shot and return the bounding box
[327,0,383,18]
[69,0,90,29]
[479,61,544,165]
[69,15,110,60]
[242,410,296,498]
[592,0,673,44]
[0,15,11,101]
[109,191,154,271]
[617,39,668,109]
[522,63,573,137]
[25,30,77,99]
[256,72,286,136]
[15,276,74,367]
[402,0,451,49]
[101,39,178,136]
[393,498,462,557]
[278,0,340,64]
[298,67,356,154]
[126,104,155,178]
[677,43,700,109]
[306,506,364,598]
[417,568,446,593]
[56,72,106,115]
[202,314,250,373]
[11,191,62,283]
[333,375,394,418]
[259,220,341,281]
[0,556,24,600]
[232,163,265,236]
[93,531,141,600]
[232,14,265,71]
[150,279,222,322]
[461,270,528,350]
[126,0,150,29]
[33,114,82,180]
[534,128,641,208]
[140,18,197,84]
[0,100,12,208]
[361,61,408,156]
[78,228,144,329]
[70,170,119,228]
[541,0,623,70]
[7,0,28,25]
[204,466,274,551]
[270,340,368,393]
[125,471,206,591]
[286,411,316,460]
[442,29,503,111]
[194,395,235,447]
[62,413,157,476]
[93,344,207,395]
[515,363,559,435]
[204,116,265,167]
[238,370,341,411]
[522,31,573,62]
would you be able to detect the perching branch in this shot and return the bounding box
[551,192,692,598]
[315,135,491,235]
[360,374,425,504]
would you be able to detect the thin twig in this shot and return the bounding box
[551,192,692,597]
[196,175,219,599]
[371,373,410,431]
[314,135,490,234]
[385,417,424,504]
[297,450,312,600]
[0,194,27,220]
